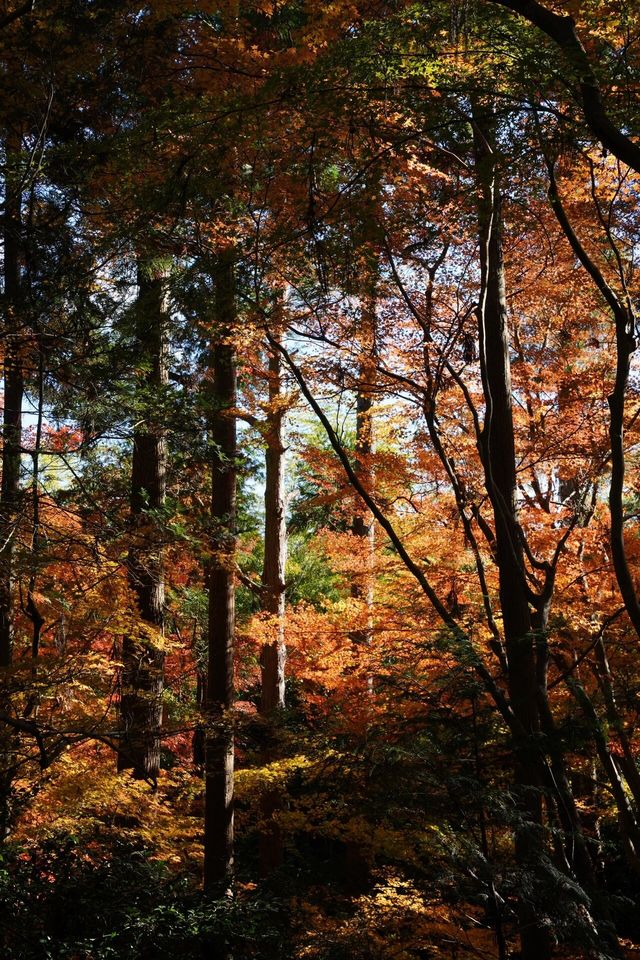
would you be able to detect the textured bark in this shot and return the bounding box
[350,197,378,658]
[473,115,552,960]
[118,261,169,781]
[343,292,378,895]
[350,339,375,651]
[0,133,23,840]
[0,132,23,671]
[204,252,237,894]
[257,324,288,875]
[26,352,45,676]
[260,334,286,715]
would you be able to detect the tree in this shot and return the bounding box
[0,129,23,672]
[118,257,170,781]
[472,106,551,960]
[0,128,23,841]
[486,0,640,175]
[259,316,287,716]
[204,249,237,894]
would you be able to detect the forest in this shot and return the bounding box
[1,0,640,957]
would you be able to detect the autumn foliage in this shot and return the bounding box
[1,1,640,958]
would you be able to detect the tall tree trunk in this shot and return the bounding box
[26,350,45,679]
[118,260,169,781]
[606,310,640,632]
[258,322,287,876]
[204,251,237,895]
[350,306,376,655]
[0,131,23,670]
[475,115,620,959]
[0,131,23,840]
[473,114,552,960]
[260,331,286,715]
[350,176,379,664]
[344,217,378,893]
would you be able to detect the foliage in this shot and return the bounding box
[1,0,640,958]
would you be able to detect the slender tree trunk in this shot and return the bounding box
[349,181,379,659]
[257,323,288,876]
[193,668,206,769]
[476,122,620,956]
[260,332,286,715]
[473,113,552,960]
[534,619,620,949]
[0,132,23,670]
[472,696,508,960]
[118,260,169,781]
[557,659,640,872]
[344,215,378,893]
[592,638,640,808]
[204,251,237,895]
[531,423,602,902]
[26,350,44,679]
[542,150,640,640]
[607,313,640,634]
[350,343,375,653]
[0,132,23,840]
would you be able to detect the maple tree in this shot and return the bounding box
[1,1,640,959]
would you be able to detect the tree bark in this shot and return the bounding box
[118,259,169,781]
[350,330,375,653]
[258,322,288,876]
[473,113,552,960]
[260,331,286,715]
[350,183,378,660]
[0,132,23,840]
[0,131,23,671]
[204,251,237,895]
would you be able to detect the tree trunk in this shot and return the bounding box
[260,331,286,715]
[344,210,378,893]
[26,350,45,682]
[0,131,23,670]
[542,151,640,641]
[473,113,552,960]
[193,668,206,769]
[258,323,288,875]
[558,660,640,873]
[204,251,237,895]
[0,131,23,840]
[349,181,379,659]
[350,339,375,653]
[607,313,640,634]
[118,259,169,781]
